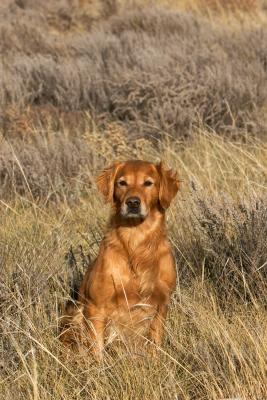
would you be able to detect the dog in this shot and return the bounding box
[60,160,179,357]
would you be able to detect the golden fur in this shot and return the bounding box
[60,160,179,357]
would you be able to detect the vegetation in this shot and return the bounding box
[1,1,267,399]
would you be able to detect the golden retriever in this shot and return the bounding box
[60,160,179,357]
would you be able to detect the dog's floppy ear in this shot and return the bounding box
[95,162,122,204]
[157,161,179,210]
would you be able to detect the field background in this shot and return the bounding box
[1,1,267,399]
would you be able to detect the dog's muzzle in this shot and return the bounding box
[121,196,147,218]
[126,197,140,214]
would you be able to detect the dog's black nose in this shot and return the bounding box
[126,197,141,209]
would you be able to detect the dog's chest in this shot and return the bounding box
[110,250,162,310]
[108,272,158,343]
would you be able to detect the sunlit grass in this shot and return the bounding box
[1,130,267,399]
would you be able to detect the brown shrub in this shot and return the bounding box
[1,6,267,138]
[173,190,267,304]
[0,132,92,202]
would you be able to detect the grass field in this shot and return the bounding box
[1,1,267,399]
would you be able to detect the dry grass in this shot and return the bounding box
[1,1,267,399]
[1,132,267,399]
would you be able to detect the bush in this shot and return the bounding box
[1,5,267,138]
[174,190,267,304]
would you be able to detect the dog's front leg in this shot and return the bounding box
[84,305,106,360]
[148,304,168,347]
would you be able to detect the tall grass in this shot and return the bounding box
[1,131,267,399]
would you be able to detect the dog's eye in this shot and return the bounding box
[144,181,153,187]
[118,180,127,186]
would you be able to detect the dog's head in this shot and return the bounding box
[96,160,179,220]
